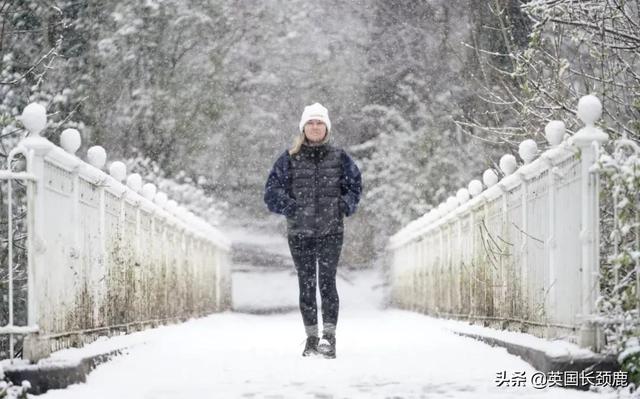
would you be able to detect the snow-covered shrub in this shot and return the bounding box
[0,379,30,399]
[598,142,640,387]
[619,337,640,393]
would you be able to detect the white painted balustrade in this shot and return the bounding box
[388,95,610,351]
[1,104,232,362]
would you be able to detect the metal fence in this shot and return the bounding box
[0,127,231,362]
[387,95,613,351]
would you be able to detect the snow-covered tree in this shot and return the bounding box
[598,144,640,387]
[358,0,491,259]
[462,0,639,144]
[207,0,371,221]
[82,0,231,174]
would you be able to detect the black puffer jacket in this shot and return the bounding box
[288,144,343,237]
[265,143,362,238]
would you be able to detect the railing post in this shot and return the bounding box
[150,214,156,320]
[428,232,434,313]
[96,182,106,328]
[544,157,558,338]
[21,137,54,362]
[418,239,424,312]
[447,222,453,314]
[438,226,444,314]
[419,236,424,312]
[72,166,81,275]
[457,216,463,315]
[483,199,490,317]
[519,174,529,320]
[395,247,401,309]
[70,161,81,341]
[499,184,509,316]
[135,204,141,322]
[118,193,126,323]
[215,247,222,311]
[411,243,417,311]
[573,95,609,351]
[162,220,169,317]
[469,210,475,317]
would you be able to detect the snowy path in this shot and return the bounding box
[37,272,616,399]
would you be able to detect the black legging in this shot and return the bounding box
[288,233,343,328]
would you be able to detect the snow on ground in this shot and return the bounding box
[436,317,597,359]
[232,268,299,312]
[33,270,621,398]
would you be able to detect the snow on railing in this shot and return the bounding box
[1,103,232,362]
[387,95,609,351]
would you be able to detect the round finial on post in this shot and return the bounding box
[426,209,434,221]
[166,200,178,213]
[126,173,142,192]
[573,95,609,146]
[468,179,483,197]
[154,192,168,207]
[545,121,565,147]
[577,95,602,126]
[499,154,517,176]
[87,146,107,169]
[482,169,498,187]
[109,161,127,182]
[456,188,470,204]
[446,196,459,212]
[20,103,47,136]
[142,183,157,200]
[60,129,81,154]
[518,139,538,164]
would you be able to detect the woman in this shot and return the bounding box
[264,102,362,359]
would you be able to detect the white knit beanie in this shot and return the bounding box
[299,102,331,133]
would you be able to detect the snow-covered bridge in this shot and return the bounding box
[31,269,618,399]
[0,98,635,398]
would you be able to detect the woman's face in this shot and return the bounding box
[303,119,327,143]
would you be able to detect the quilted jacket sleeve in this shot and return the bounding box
[340,150,362,217]
[264,151,296,217]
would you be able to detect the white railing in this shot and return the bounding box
[1,104,232,362]
[387,95,610,351]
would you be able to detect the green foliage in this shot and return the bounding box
[621,351,640,388]
[618,336,640,389]
[0,379,30,399]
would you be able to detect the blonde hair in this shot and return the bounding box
[289,128,331,155]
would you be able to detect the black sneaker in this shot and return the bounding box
[302,336,319,357]
[317,334,336,359]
